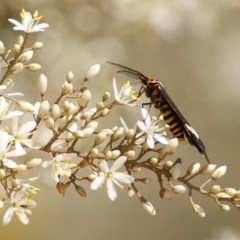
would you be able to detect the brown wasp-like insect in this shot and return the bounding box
[108,61,210,163]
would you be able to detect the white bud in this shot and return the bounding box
[90,148,99,158]
[101,108,110,116]
[142,200,156,216]
[11,62,24,74]
[85,64,100,80]
[164,138,179,154]
[32,41,43,50]
[66,71,74,82]
[111,150,121,159]
[51,104,61,119]
[200,164,216,175]
[78,87,91,108]
[38,100,50,118]
[86,121,98,130]
[171,159,182,180]
[209,185,221,194]
[46,117,55,130]
[125,150,136,160]
[149,157,159,165]
[224,188,237,197]
[26,63,41,71]
[26,158,42,168]
[17,100,34,112]
[94,132,107,145]
[220,204,230,212]
[16,164,27,172]
[103,92,111,102]
[211,165,227,180]
[192,203,205,218]
[187,162,201,175]
[172,185,186,195]
[111,127,124,141]
[18,50,33,64]
[62,81,73,95]
[38,74,48,96]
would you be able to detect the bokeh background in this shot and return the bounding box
[1,0,240,239]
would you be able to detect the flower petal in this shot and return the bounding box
[110,156,127,172]
[90,175,105,190]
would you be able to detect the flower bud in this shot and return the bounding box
[224,188,237,197]
[163,138,178,154]
[16,35,24,46]
[187,162,200,175]
[111,150,121,159]
[211,165,227,180]
[220,204,230,212]
[111,127,124,141]
[101,108,110,116]
[26,158,42,168]
[75,185,87,197]
[200,164,216,175]
[38,74,48,96]
[66,71,74,83]
[11,62,24,74]
[56,182,66,196]
[38,100,50,118]
[172,185,186,195]
[51,104,61,119]
[18,50,33,64]
[141,199,156,216]
[102,92,110,102]
[91,148,99,158]
[85,64,100,80]
[26,63,41,71]
[94,132,107,145]
[125,150,136,160]
[159,189,172,200]
[78,87,91,108]
[13,44,21,53]
[61,81,73,95]
[32,41,43,50]
[209,185,221,194]
[192,203,205,218]
[171,159,182,180]
[17,100,34,112]
[46,117,55,130]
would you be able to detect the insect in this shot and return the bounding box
[107,61,210,163]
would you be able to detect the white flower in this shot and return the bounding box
[90,156,134,201]
[0,97,23,121]
[8,9,49,33]
[3,184,38,225]
[42,153,77,182]
[10,117,37,149]
[0,131,26,168]
[136,108,169,148]
[113,78,137,106]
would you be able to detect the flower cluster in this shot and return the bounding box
[0,9,239,225]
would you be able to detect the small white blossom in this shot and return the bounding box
[10,117,37,149]
[3,184,38,225]
[90,156,134,201]
[0,97,23,121]
[0,131,26,168]
[113,78,137,106]
[42,153,77,182]
[8,9,49,33]
[137,108,169,148]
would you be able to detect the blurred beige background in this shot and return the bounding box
[1,0,240,239]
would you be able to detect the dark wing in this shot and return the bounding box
[155,82,209,163]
